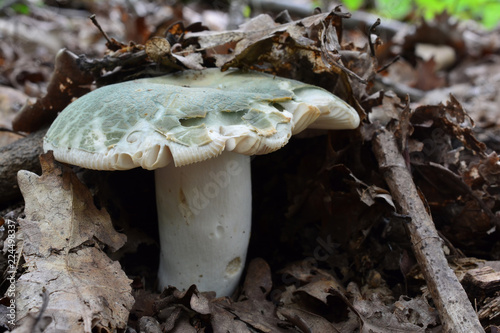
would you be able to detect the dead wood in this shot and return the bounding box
[0,128,45,205]
[463,267,500,298]
[478,294,500,323]
[372,128,484,333]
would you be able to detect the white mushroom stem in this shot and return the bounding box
[154,151,251,297]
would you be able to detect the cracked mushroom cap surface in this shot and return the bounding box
[43,68,360,170]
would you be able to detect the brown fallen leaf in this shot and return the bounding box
[153,258,292,332]
[277,307,341,333]
[14,152,134,333]
[185,10,358,82]
[239,257,273,301]
[12,49,94,133]
[349,283,439,333]
[411,95,485,155]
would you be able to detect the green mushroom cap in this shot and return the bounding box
[44,68,359,170]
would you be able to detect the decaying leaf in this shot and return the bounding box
[277,307,341,333]
[185,10,358,80]
[153,258,292,332]
[14,152,134,333]
[349,283,439,333]
[12,49,94,133]
[3,1,500,331]
[216,260,289,333]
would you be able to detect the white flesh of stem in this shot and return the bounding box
[155,151,251,297]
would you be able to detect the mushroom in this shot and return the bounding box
[43,68,360,296]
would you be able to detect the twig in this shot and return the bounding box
[374,75,425,101]
[377,55,400,73]
[89,14,126,51]
[0,128,26,136]
[372,128,484,333]
[89,14,112,45]
[368,18,381,56]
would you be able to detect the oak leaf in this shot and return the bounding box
[14,153,133,333]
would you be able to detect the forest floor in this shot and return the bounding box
[0,1,499,332]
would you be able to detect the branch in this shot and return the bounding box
[0,129,45,205]
[372,128,484,333]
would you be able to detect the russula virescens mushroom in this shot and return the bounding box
[43,68,360,296]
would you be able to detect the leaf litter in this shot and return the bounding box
[12,153,134,332]
[1,1,500,332]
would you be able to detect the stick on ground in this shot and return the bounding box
[372,128,484,333]
[0,129,45,205]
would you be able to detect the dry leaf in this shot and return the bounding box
[12,49,94,133]
[14,153,133,333]
[277,307,341,333]
[349,283,438,333]
[153,259,291,332]
[185,10,350,78]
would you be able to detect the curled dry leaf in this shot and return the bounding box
[463,152,500,188]
[411,95,485,155]
[185,10,352,78]
[239,257,273,302]
[12,49,94,133]
[14,152,134,333]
